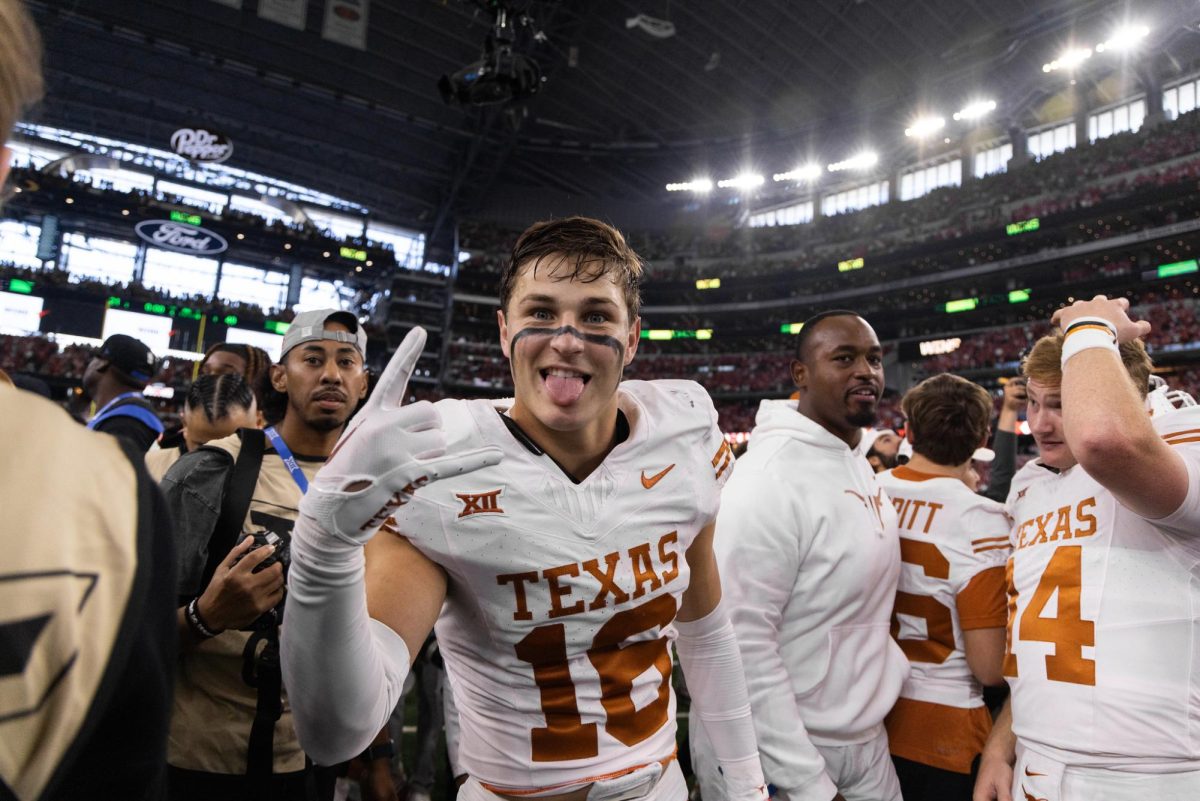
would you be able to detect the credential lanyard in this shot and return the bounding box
[263,425,309,494]
[86,391,143,429]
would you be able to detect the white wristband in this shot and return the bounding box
[1061,317,1118,367]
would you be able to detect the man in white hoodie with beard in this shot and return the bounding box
[692,310,909,801]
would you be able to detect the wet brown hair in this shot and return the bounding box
[901,373,993,466]
[498,216,643,321]
[1023,333,1153,398]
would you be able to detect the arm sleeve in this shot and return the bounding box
[158,449,232,600]
[675,602,767,801]
[279,512,412,766]
[980,429,1017,502]
[715,470,839,801]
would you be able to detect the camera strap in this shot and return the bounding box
[200,428,266,593]
[243,628,284,783]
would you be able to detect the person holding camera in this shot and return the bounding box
[160,310,375,801]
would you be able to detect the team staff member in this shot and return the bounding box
[975,295,1200,801]
[696,310,909,801]
[0,5,177,797]
[160,310,382,801]
[82,334,164,452]
[280,217,770,801]
[877,374,1009,801]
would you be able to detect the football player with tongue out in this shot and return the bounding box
[281,216,769,801]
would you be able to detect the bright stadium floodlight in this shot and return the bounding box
[904,116,946,138]
[717,173,765,190]
[773,163,823,182]
[828,151,879,172]
[1096,24,1150,53]
[953,99,997,121]
[1043,47,1092,73]
[666,178,715,193]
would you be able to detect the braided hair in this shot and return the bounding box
[199,343,271,384]
[184,373,254,423]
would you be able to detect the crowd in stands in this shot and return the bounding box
[454,110,1200,312]
[917,297,1200,375]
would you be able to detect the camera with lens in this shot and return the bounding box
[237,530,291,631]
[245,530,290,575]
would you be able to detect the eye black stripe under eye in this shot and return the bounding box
[509,325,623,355]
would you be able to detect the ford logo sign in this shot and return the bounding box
[170,127,234,163]
[135,220,229,255]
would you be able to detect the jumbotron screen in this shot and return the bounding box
[101,308,173,355]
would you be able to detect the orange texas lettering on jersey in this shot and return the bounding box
[890,495,944,534]
[1013,497,1097,551]
[497,531,682,622]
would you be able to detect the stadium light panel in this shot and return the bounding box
[1009,289,1031,303]
[265,320,291,335]
[640,328,713,341]
[837,257,865,273]
[904,116,945,138]
[828,151,879,172]
[943,298,979,313]
[169,210,203,226]
[1157,260,1199,278]
[717,173,765,190]
[1043,47,1092,73]
[780,322,804,334]
[8,278,33,294]
[695,278,721,290]
[1006,218,1040,235]
[953,100,997,121]
[773,164,822,182]
[1096,25,1149,53]
[666,179,714,193]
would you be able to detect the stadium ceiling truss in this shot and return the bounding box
[24,0,1200,232]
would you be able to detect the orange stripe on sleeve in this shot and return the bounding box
[971,536,1009,546]
[1162,428,1200,441]
[956,565,1008,630]
[973,544,1010,554]
[1165,437,1200,445]
[1064,323,1117,338]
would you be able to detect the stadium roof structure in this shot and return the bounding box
[24,0,1200,234]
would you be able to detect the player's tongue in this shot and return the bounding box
[543,370,586,405]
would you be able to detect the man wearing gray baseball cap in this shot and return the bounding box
[159,307,384,801]
[279,309,368,362]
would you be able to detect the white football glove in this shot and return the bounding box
[299,326,503,545]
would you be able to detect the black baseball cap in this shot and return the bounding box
[98,334,158,386]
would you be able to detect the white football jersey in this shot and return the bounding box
[1004,406,1200,770]
[386,380,734,793]
[876,465,1010,773]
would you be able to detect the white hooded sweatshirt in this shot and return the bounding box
[713,400,908,800]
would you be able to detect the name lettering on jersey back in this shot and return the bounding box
[889,495,944,534]
[1014,497,1097,550]
[496,531,682,621]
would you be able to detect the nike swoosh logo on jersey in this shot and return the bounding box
[640,464,675,489]
[1024,768,1046,777]
[1021,786,1048,801]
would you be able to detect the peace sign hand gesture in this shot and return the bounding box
[299,327,503,546]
